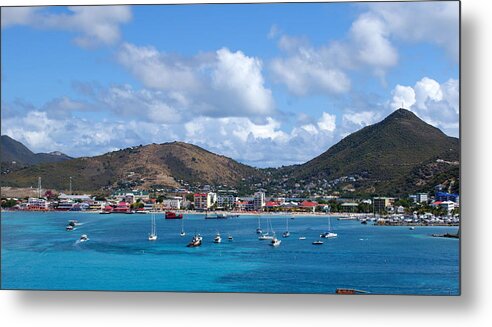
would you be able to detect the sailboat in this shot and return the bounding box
[180,216,186,237]
[258,216,274,240]
[256,215,263,234]
[320,216,337,238]
[282,216,290,238]
[148,209,157,241]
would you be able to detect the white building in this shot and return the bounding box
[162,198,182,210]
[439,201,455,213]
[58,193,92,202]
[143,202,155,212]
[253,191,266,210]
[217,194,237,208]
[27,198,48,210]
[416,193,428,203]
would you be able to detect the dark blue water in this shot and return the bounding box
[1,212,459,294]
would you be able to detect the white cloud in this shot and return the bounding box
[117,43,201,92]
[1,6,131,48]
[414,77,443,109]
[1,7,38,26]
[365,2,459,60]
[342,111,381,128]
[212,48,274,116]
[117,43,276,119]
[349,12,398,70]
[269,2,458,94]
[391,85,416,109]
[317,112,336,132]
[271,50,351,96]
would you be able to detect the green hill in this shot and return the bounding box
[275,109,459,196]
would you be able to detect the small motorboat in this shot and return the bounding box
[298,236,306,240]
[270,237,281,247]
[187,235,202,247]
[68,220,78,226]
[213,233,222,244]
[409,227,415,230]
[320,232,338,238]
[312,240,324,245]
[228,234,233,241]
[180,231,186,237]
[282,231,290,238]
[66,225,74,231]
[361,219,368,225]
[79,234,89,242]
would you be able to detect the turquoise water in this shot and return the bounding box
[1,212,459,294]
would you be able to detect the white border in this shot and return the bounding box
[1,1,491,326]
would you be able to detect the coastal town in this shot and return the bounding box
[1,180,460,227]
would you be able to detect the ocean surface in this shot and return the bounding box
[1,211,459,295]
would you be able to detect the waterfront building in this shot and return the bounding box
[253,191,266,210]
[439,201,455,213]
[143,202,155,212]
[112,189,150,202]
[300,200,318,212]
[162,198,182,210]
[58,193,92,202]
[235,200,254,211]
[373,197,395,213]
[56,200,75,211]
[416,193,429,203]
[341,202,358,213]
[194,192,217,210]
[113,201,130,213]
[27,198,49,211]
[217,194,237,208]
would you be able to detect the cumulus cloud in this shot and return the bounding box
[342,111,382,128]
[182,113,338,167]
[349,12,398,72]
[390,77,459,136]
[3,93,341,167]
[365,1,459,60]
[270,46,351,96]
[269,1,458,94]
[1,6,131,48]
[391,85,416,109]
[117,43,276,119]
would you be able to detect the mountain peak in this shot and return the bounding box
[385,108,419,120]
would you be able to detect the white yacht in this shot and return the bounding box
[320,216,338,238]
[79,234,89,242]
[270,236,281,247]
[213,233,222,243]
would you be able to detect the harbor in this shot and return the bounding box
[1,211,459,294]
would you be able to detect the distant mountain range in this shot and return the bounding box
[0,109,460,196]
[1,135,72,174]
[1,140,261,192]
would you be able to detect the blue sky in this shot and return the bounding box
[1,2,459,167]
